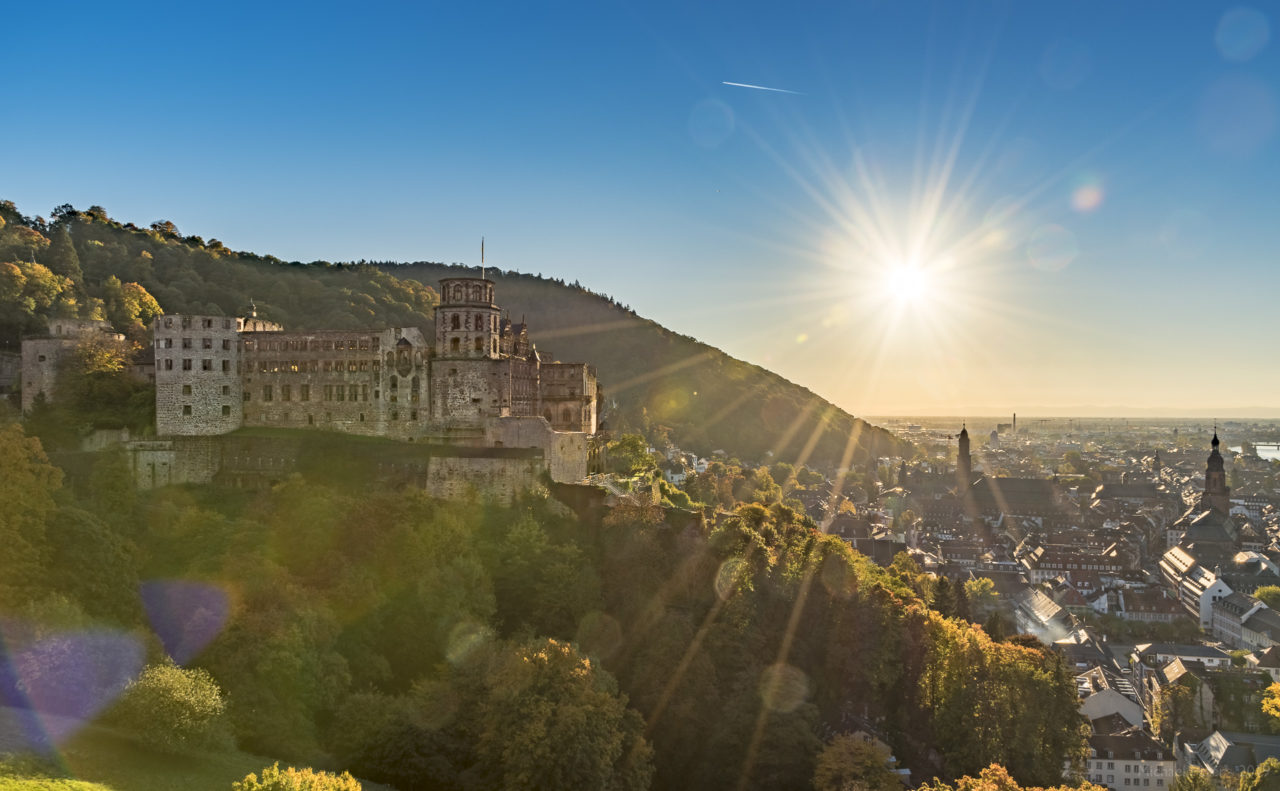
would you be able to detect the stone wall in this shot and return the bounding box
[154,315,243,435]
[487,416,590,483]
[539,362,598,433]
[0,351,20,396]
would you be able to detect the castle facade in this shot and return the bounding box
[149,276,601,488]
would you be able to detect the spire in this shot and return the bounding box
[481,236,485,280]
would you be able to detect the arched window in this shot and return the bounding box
[451,313,460,330]
[562,407,572,424]
[452,285,462,301]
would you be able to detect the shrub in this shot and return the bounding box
[105,663,232,753]
[232,763,362,791]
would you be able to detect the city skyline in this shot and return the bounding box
[5,1,1278,416]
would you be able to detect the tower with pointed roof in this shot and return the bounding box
[957,424,972,492]
[1201,430,1231,516]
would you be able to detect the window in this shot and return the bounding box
[451,337,460,353]
[244,391,251,401]
[163,338,173,348]
[222,360,230,372]
[202,337,212,349]
[222,339,231,350]
[301,384,310,401]
[282,385,291,401]
[202,319,212,329]
[1108,764,1115,770]
[183,405,192,416]
[182,384,192,395]
[475,337,483,352]
[348,384,358,401]
[182,337,192,349]
[164,359,173,370]
[222,405,231,416]
[183,358,192,370]
[263,385,273,401]
[451,314,460,330]
[202,359,212,371]
[222,385,231,395]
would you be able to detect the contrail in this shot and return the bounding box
[722,81,803,95]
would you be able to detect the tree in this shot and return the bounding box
[1169,768,1214,791]
[232,763,360,791]
[0,423,62,605]
[918,763,1105,791]
[44,224,83,285]
[105,664,233,754]
[966,577,999,619]
[814,734,902,791]
[931,576,956,618]
[1255,587,1280,610]
[1240,758,1280,791]
[477,638,653,791]
[1262,682,1280,727]
[608,434,654,476]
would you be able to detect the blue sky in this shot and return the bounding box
[4,1,1277,415]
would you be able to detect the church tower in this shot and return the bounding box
[957,424,972,492]
[1201,430,1231,515]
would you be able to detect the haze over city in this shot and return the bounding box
[4,0,1278,416]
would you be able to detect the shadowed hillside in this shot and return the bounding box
[382,262,908,468]
[0,199,905,466]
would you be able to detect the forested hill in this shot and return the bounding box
[383,262,908,467]
[0,199,905,466]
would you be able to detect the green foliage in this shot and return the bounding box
[476,638,653,791]
[1239,758,1280,791]
[919,764,1106,791]
[813,734,901,791]
[231,763,361,791]
[608,434,654,475]
[1170,768,1215,791]
[105,664,233,754]
[0,423,62,605]
[1256,586,1280,610]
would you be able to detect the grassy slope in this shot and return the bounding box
[383,262,909,467]
[0,710,387,791]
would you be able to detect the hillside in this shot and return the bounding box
[0,199,906,466]
[383,262,907,467]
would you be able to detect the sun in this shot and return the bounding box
[880,261,934,306]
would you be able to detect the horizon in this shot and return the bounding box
[4,1,1278,416]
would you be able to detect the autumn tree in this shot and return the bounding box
[814,734,902,791]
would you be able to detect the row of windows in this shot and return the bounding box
[163,317,233,330]
[244,337,378,352]
[254,359,379,373]
[447,337,498,354]
[1090,762,1166,774]
[163,358,231,372]
[179,384,233,397]
[448,312,497,331]
[181,404,233,417]
[243,409,420,422]
[159,337,233,350]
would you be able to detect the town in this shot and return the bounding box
[628,414,1280,788]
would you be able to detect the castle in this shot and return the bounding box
[134,275,602,498]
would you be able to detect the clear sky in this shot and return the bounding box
[4,1,1278,416]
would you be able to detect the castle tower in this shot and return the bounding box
[1201,430,1231,515]
[957,423,972,491]
[436,277,500,360]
